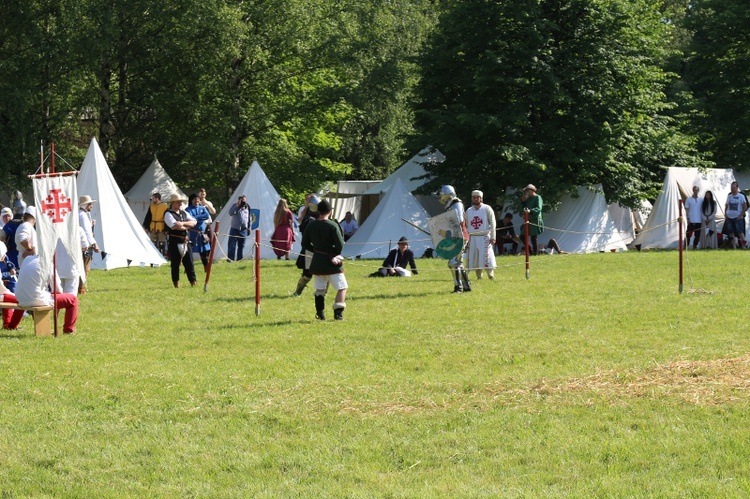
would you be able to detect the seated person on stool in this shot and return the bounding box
[496,212,521,255]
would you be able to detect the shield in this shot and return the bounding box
[426,210,464,260]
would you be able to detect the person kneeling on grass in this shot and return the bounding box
[370,236,418,277]
[15,254,78,334]
[301,199,348,320]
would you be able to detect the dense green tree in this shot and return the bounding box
[331,1,441,180]
[0,0,89,190]
[684,0,750,170]
[414,0,701,209]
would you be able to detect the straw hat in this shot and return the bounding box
[168,193,186,203]
[523,184,537,192]
[79,195,96,206]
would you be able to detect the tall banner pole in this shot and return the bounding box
[51,143,59,337]
[524,211,530,280]
[255,229,261,316]
[679,199,684,294]
[203,221,219,292]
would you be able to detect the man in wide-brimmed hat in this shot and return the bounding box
[521,184,544,255]
[371,236,418,277]
[165,193,197,288]
[78,195,100,294]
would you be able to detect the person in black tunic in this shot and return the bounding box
[301,200,347,320]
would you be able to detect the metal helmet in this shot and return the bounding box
[308,195,321,212]
[438,185,456,204]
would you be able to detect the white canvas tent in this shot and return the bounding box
[501,185,645,253]
[125,158,187,224]
[342,178,432,260]
[324,180,381,223]
[214,161,301,260]
[633,167,735,250]
[77,138,167,269]
[361,147,443,196]
[541,186,632,253]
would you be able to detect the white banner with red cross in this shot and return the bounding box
[32,175,84,286]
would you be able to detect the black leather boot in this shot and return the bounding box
[315,295,325,320]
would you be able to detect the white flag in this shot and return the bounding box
[32,175,83,284]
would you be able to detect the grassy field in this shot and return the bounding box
[1,250,749,496]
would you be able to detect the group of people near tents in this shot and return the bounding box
[683,180,749,250]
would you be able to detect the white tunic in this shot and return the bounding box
[15,221,37,269]
[465,203,497,271]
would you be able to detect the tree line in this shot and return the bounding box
[0,0,747,210]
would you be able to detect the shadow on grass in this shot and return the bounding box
[0,332,32,340]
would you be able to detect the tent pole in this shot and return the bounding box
[678,199,684,293]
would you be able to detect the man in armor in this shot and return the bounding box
[465,190,496,279]
[438,185,471,293]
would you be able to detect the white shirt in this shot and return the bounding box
[684,195,703,224]
[340,218,359,236]
[726,193,746,219]
[79,208,97,247]
[15,255,59,307]
[15,221,37,268]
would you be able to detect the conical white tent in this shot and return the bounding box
[361,147,443,195]
[540,186,631,253]
[342,177,432,259]
[125,158,187,224]
[633,167,735,250]
[77,138,167,269]
[215,161,302,260]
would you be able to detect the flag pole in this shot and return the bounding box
[51,143,59,337]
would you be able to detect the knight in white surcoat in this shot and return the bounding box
[465,190,497,279]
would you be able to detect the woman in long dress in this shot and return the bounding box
[700,190,718,249]
[272,198,295,259]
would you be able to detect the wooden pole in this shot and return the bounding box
[524,211,530,280]
[679,199,684,294]
[51,143,58,337]
[255,229,261,316]
[203,221,219,292]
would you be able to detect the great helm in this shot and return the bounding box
[438,185,456,204]
[308,195,321,213]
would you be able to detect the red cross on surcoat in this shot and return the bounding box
[470,215,484,230]
[41,188,73,223]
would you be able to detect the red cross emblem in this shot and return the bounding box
[470,215,483,230]
[41,188,73,223]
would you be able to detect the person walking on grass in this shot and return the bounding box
[300,199,348,320]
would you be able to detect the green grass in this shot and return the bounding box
[1,250,749,496]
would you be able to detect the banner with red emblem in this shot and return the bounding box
[33,175,84,286]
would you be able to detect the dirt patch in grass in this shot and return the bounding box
[521,354,750,406]
[334,355,750,416]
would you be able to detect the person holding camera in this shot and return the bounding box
[228,194,250,261]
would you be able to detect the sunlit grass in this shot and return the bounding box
[1,250,749,496]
